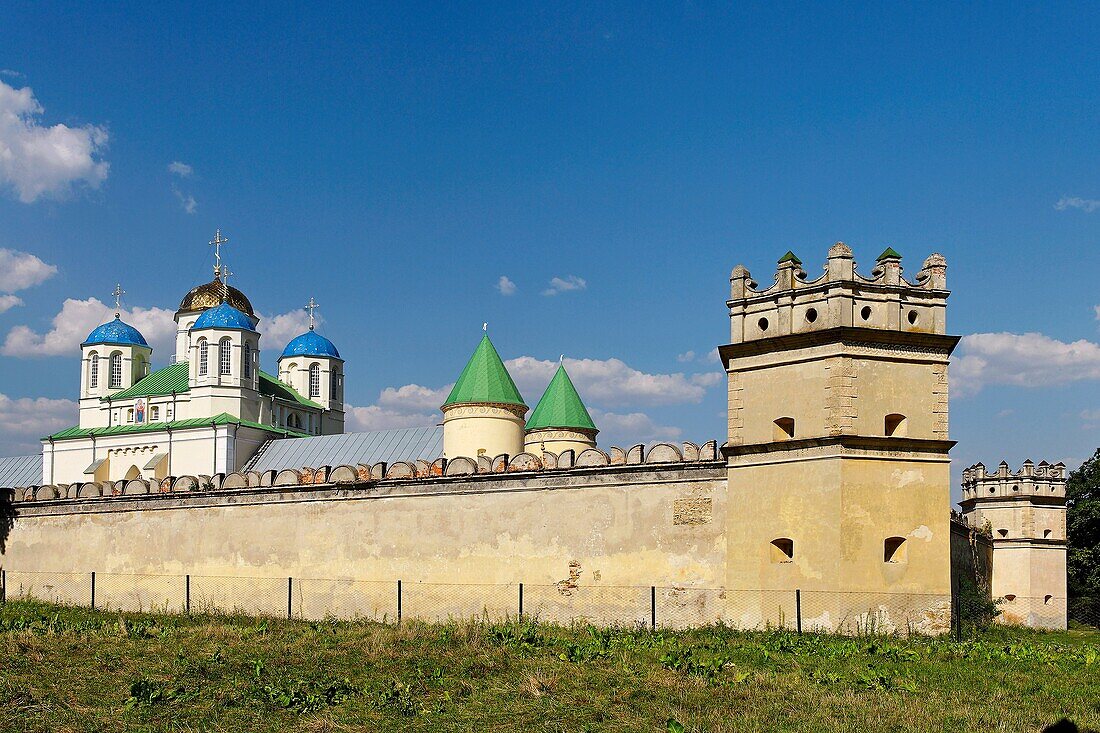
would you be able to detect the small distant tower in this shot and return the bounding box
[441,331,527,460]
[188,298,261,420]
[79,285,152,427]
[960,460,1068,629]
[721,243,957,605]
[524,361,598,456]
[278,298,345,434]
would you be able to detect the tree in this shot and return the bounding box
[1066,448,1100,610]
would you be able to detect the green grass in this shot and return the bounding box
[0,600,1097,732]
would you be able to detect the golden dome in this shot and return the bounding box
[177,278,256,318]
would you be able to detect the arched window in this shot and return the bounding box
[109,352,123,388]
[287,413,302,429]
[198,339,209,376]
[309,363,321,398]
[151,405,160,422]
[773,417,795,441]
[243,342,252,379]
[770,538,794,563]
[885,414,907,437]
[330,368,341,400]
[219,337,232,376]
[89,351,99,389]
[126,408,135,423]
[884,537,907,563]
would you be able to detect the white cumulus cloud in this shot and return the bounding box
[496,275,517,296]
[951,331,1100,397]
[589,408,682,445]
[256,309,315,352]
[0,79,109,203]
[345,404,438,432]
[506,355,720,407]
[0,248,58,292]
[0,295,22,314]
[0,392,77,455]
[0,298,177,358]
[542,275,587,296]
[1054,196,1100,213]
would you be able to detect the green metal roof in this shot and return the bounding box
[46,413,308,442]
[443,334,526,408]
[526,363,597,432]
[109,362,189,399]
[877,247,902,260]
[777,251,802,265]
[104,361,320,409]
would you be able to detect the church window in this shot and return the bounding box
[770,538,794,563]
[198,339,209,375]
[884,414,907,437]
[109,352,123,388]
[151,406,160,422]
[309,363,321,398]
[243,342,252,378]
[219,338,232,376]
[883,537,907,563]
[127,408,135,423]
[773,417,795,440]
[89,352,99,388]
[331,368,341,400]
[287,413,302,429]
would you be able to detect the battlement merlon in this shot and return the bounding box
[959,459,1067,506]
[727,243,949,344]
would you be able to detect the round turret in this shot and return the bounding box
[441,333,527,460]
[524,362,598,456]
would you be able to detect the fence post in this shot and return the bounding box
[90,571,96,610]
[185,574,191,615]
[518,582,524,618]
[796,589,802,635]
[397,580,402,625]
[287,577,293,620]
[650,586,656,631]
[1,569,5,604]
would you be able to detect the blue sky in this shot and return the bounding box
[0,2,1097,499]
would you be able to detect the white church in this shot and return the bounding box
[41,231,346,485]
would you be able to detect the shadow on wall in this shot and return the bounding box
[1,488,17,555]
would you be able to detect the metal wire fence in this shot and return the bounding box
[0,569,1089,636]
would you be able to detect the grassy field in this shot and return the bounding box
[0,600,1097,733]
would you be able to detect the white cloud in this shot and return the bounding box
[172,185,197,214]
[496,275,517,296]
[676,350,695,363]
[1094,305,1100,323]
[0,79,109,203]
[167,161,193,177]
[378,383,452,412]
[0,248,58,292]
[256,309,315,351]
[506,355,720,407]
[542,275,587,296]
[0,392,76,455]
[0,70,24,79]
[0,297,176,358]
[0,295,22,314]
[589,409,682,445]
[1055,196,1100,213]
[345,404,438,432]
[951,331,1100,397]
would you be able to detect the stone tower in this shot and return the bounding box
[720,243,958,611]
[441,333,527,460]
[960,460,1068,629]
[524,362,599,457]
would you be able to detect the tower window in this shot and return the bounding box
[151,406,160,422]
[331,368,341,400]
[773,417,795,440]
[884,414,907,437]
[997,529,1008,537]
[1043,529,1052,538]
[860,305,872,321]
[884,537,907,563]
[89,351,99,389]
[309,363,321,398]
[770,538,794,563]
[243,342,252,379]
[907,310,919,325]
[219,337,232,376]
[1044,595,1053,605]
[198,339,209,376]
[109,352,123,389]
[758,317,769,332]
[126,408,134,423]
[805,307,818,323]
[1004,594,1016,602]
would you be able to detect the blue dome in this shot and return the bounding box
[281,330,340,359]
[192,301,256,331]
[83,317,148,347]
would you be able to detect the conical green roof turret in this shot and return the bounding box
[526,363,598,432]
[443,333,526,408]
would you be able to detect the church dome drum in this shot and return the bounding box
[177,277,255,318]
[281,330,340,359]
[82,316,149,347]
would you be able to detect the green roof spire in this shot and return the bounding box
[777,251,802,265]
[876,247,902,261]
[526,362,598,432]
[443,333,526,407]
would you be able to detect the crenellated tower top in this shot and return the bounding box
[727,243,949,344]
[960,459,1067,505]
